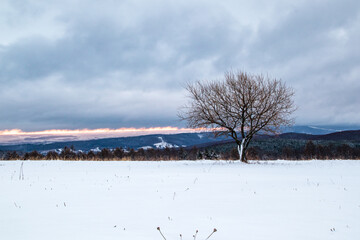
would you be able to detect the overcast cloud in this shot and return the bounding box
[0,0,359,131]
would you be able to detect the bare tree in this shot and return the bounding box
[179,71,296,163]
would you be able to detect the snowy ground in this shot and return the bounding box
[1,160,359,240]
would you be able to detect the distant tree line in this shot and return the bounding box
[1,140,360,161]
[242,140,360,160]
[1,146,208,161]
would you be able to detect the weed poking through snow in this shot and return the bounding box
[204,228,217,239]
[157,227,217,240]
[19,162,24,180]
[193,230,198,239]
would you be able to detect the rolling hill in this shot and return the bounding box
[0,129,360,153]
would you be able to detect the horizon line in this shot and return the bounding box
[0,127,203,136]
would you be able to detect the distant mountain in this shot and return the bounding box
[0,133,226,153]
[1,127,360,153]
[308,130,360,141]
[276,130,360,141]
[281,125,360,135]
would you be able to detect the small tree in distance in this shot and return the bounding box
[179,71,296,163]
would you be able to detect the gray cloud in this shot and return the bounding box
[0,0,359,130]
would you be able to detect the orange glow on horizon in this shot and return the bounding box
[0,127,202,136]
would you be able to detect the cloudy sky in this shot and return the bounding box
[0,0,359,132]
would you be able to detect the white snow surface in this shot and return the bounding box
[139,146,153,150]
[90,147,102,153]
[153,137,178,149]
[1,160,359,240]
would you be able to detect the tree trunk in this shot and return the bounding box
[237,138,248,163]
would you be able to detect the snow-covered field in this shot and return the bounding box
[1,160,359,240]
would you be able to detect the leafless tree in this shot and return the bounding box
[179,71,296,163]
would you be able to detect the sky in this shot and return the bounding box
[0,0,359,134]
